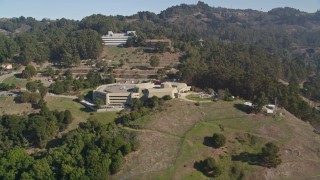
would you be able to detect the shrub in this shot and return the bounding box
[121,144,132,155]
[202,157,222,177]
[162,95,172,101]
[212,133,226,148]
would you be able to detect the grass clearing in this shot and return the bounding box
[101,46,180,67]
[45,97,117,132]
[2,75,27,87]
[186,94,212,102]
[0,96,38,115]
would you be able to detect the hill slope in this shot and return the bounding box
[114,100,320,179]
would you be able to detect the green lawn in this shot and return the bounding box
[46,97,118,131]
[186,94,212,101]
[3,76,28,88]
[92,111,118,125]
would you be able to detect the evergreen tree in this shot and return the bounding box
[260,142,282,168]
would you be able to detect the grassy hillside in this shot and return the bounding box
[45,97,118,133]
[101,46,180,68]
[113,100,320,180]
[0,96,38,115]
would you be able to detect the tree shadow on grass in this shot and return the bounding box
[14,73,23,79]
[80,107,94,113]
[193,161,206,175]
[203,136,214,147]
[234,104,252,114]
[232,152,261,165]
[193,160,219,178]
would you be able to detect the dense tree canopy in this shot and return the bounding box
[0,119,137,179]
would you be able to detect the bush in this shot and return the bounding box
[22,65,37,79]
[162,95,172,101]
[212,133,226,148]
[110,151,124,174]
[130,139,140,151]
[121,144,132,155]
[202,157,222,177]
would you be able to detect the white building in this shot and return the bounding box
[101,31,136,46]
[93,82,191,106]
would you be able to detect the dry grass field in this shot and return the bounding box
[101,46,180,68]
[113,99,320,180]
[0,96,38,115]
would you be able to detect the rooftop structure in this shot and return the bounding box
[1,63,13,70]
[101,31,136,46]
[93,82,191,106]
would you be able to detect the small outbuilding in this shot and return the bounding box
[1,63,13,70]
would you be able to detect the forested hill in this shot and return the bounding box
[0,1,320,79]
[0,2,320,67]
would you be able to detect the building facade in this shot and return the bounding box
[93,82,191,106]
[101,31,136,46]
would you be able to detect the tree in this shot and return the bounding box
[0,34,19,62]
[26,81,38,92]
[0,148,34,179]
[73,79,84,91]
[43,66,54,77]
[94,98,104,109]
[126,37,134,47]
[37,98,47,109]
[29,92,41,104]
[212,133,226,148]
[50,81,65,94]
[201,157,222,177]
[149,55,160,67]
[22,65,37,79]
[64,110,73,124]
[253,92,268,113]
[110,151,124,174]
[156,42,166,53]
[19,91,31,103]
[260,142,282,168]
[38,85,48,98]
[26,158,54,179]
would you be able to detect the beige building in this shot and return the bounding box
[93,82,191,106]
[1,63,13,70]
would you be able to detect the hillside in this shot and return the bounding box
[113,100,320,180]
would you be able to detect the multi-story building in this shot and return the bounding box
[93,82,191,106]
[101,31,136,46]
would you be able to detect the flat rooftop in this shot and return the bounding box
[97,84,137,93]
